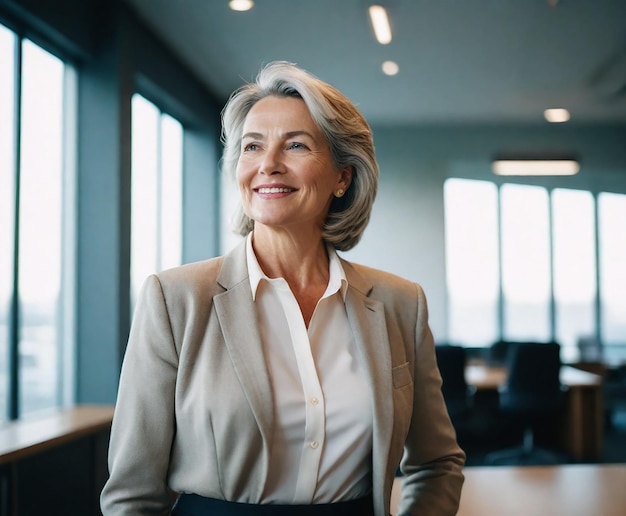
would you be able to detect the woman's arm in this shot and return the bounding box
[397,283,465,516]
[100,275,179,515]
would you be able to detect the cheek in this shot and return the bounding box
[236,162,250,188]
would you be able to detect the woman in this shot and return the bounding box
[101,61,465,516]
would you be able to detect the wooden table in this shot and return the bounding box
[465,363,601,391]
[391,464,626,515]
[0,404,114,464]
[0,405,114,516]
[465,364,604,461]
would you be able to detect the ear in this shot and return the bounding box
[338,165,353,190]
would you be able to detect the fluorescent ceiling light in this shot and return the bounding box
[229,0,254,12]
[492,160,580,176]
[369,5,392,44]
[382,60,399,76]
[544,108,570,123]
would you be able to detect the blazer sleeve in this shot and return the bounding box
[397,283,465,516]
[100,275,179,516]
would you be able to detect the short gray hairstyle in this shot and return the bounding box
[221,61,378,251]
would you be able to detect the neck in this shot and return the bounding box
[251,225,330,291]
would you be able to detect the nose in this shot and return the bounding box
[258,146,286,175]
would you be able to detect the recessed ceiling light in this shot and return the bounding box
[544,108,570,123]
[368,5,392,44]
[492,159,579,176]
[229,0,254,12]
[382,60,399,76]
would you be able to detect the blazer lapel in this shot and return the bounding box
[213,241,275,443]
[342,261,394,510]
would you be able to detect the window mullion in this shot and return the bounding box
[8,36,23,421]
[156,113,163,273]
[593,195,602,347]
[548,188,556,343]
[58,64,78,408]
[496,185,503,341]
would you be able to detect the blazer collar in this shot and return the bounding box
[339,257,373,297]
[216,239,249,290]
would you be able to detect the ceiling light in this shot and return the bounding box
[368,5,392,44]
[544,108,570,123]
[492,159,580,176]
[382,60,399,76]
[229,0,254,12]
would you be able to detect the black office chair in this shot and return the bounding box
[488,340,519,366]
[435,345,475,424]
[485,342,567,465]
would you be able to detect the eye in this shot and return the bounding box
[287,142,308,151]
[243,142,260,152]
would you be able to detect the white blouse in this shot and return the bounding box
[246,234,373,504]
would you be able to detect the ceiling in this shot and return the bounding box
[124,0,626,126]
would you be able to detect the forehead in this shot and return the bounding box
[242,96,320,133]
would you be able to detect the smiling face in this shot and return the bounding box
[236,96,351,237]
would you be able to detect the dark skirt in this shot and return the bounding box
[171,493,375,516]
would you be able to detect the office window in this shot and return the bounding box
[598,193,626,352]
[501,184,551,342]
[445,178,624,363]
[130,94,183,310]
[444,179,499,345]
[0,24,16,420]
[552,189,596,361]
[0,27,77,420]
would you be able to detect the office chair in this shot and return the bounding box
[484,342,567,466]
[488,340,519,366]
[435,345,475,424]
[576,335,604,362]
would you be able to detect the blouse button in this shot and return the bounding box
[310,397,319,405]
[310,441,319,449]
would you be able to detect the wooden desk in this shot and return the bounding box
[0,405,114,516]
[391,464,626,516]
[465,364,604,461]
[465,364,602,391]
[0,404,114,464]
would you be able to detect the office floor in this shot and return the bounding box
[461,405,626,467]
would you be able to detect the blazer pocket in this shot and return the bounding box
[392,362,412,389]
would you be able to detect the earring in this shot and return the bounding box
[335,189,345,198]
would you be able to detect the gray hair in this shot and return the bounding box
[220,61,378,251]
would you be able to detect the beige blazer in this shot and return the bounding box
[100,240,465,516]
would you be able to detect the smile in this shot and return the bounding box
[256,187,295,194]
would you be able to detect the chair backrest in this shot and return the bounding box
[577,336,603,362]
[435,345,469,402]
[502,342,564,414]
[489,340,519,366]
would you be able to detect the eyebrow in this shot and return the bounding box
[241,130,316,140]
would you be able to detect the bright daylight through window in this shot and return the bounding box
[130,94,183,313]
[444,179,499,346]
[0,25,76,420]
[444,178,626,362]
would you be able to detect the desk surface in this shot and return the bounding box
[0,404,114,464]
[392,464,626,516]
[466,363,602,390]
